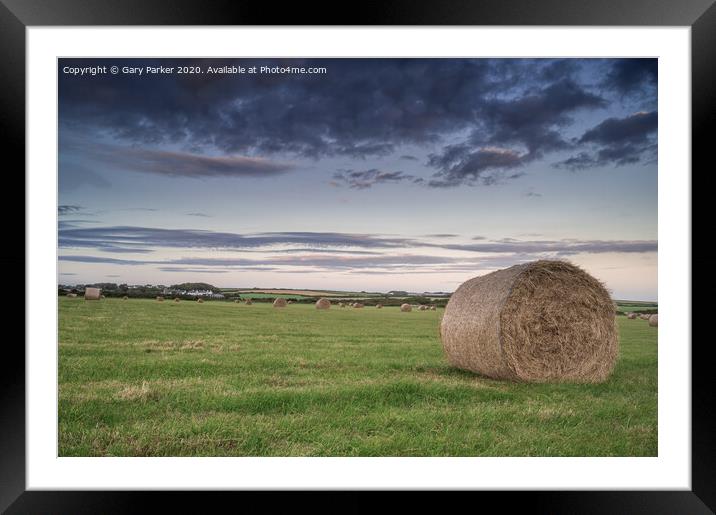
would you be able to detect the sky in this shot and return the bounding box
[58,58,657,300]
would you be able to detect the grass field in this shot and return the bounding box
[58,298,658,457]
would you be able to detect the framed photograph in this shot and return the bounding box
[6,0,713,512]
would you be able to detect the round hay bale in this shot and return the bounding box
[640,314,650,320]
[122,295,128,300]
[338,302,345,308]
[156,296,164,302]
[400,303,412,312]
[67,293,77,298]
[273,298,287,308]
[197,298,204,304]
[84,287,101,300]
[100,295,106,299]
[245,299,253,305]
[648,314,658,327]
[375,303,383,309]
[315,298,331,310]
[234,299,240,303]
[174,297,180,303]
[287,300,294,305]
[627,313,637,319]
[419,305,427,311]
[353,302,364,309]
[440,260,618,383]
[430,305,437,311]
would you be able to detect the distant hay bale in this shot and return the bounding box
[67,293,77,298]
[353,302,364,308]
[400,303,412,312]
[174,297,180,303]
[234,299,240,303]
[419,305,427,311]
[122,295,128,300]
[245,299,252,305]
[84,287,101,300]
[273,298,287,308]
[315,298,331,310]
[640,314,650,320]
[100,295,106,299]
[338,302,345,308]
[376,303,383,309]
[156,296,164,302]
[430,306,437,311]
[627,313,637,319]
[197,298,204,304]
[287,300,294,304]
[648,314,658,327]
[440,260,618,383]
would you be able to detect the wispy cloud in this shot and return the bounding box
[332,169,418,189]
[58,205,83,215]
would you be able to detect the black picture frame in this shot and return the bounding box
[3,1,713,512]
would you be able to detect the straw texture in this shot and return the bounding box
[84,287,101,300]
[440,260,618,383]
[315,298,331,309]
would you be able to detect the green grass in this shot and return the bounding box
[58,298,657,457]
[616,301,658,314]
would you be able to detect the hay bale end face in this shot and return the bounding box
[273,298,287,308]
[400,303,412,312]
[648,314,658,327]
[315,298,331,309]
[440,260,618,383]
[84,287,101,300]
[627,313,637,319]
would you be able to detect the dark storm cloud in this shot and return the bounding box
[580,111,657,145]
[425,79,607,186]
[59,58,500,159]
[604,59,657,96]
[332,169,416,189]
[476,79,607,155]
[60,59,619,166]
[555,111,657,170]
[427,145,526,187]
